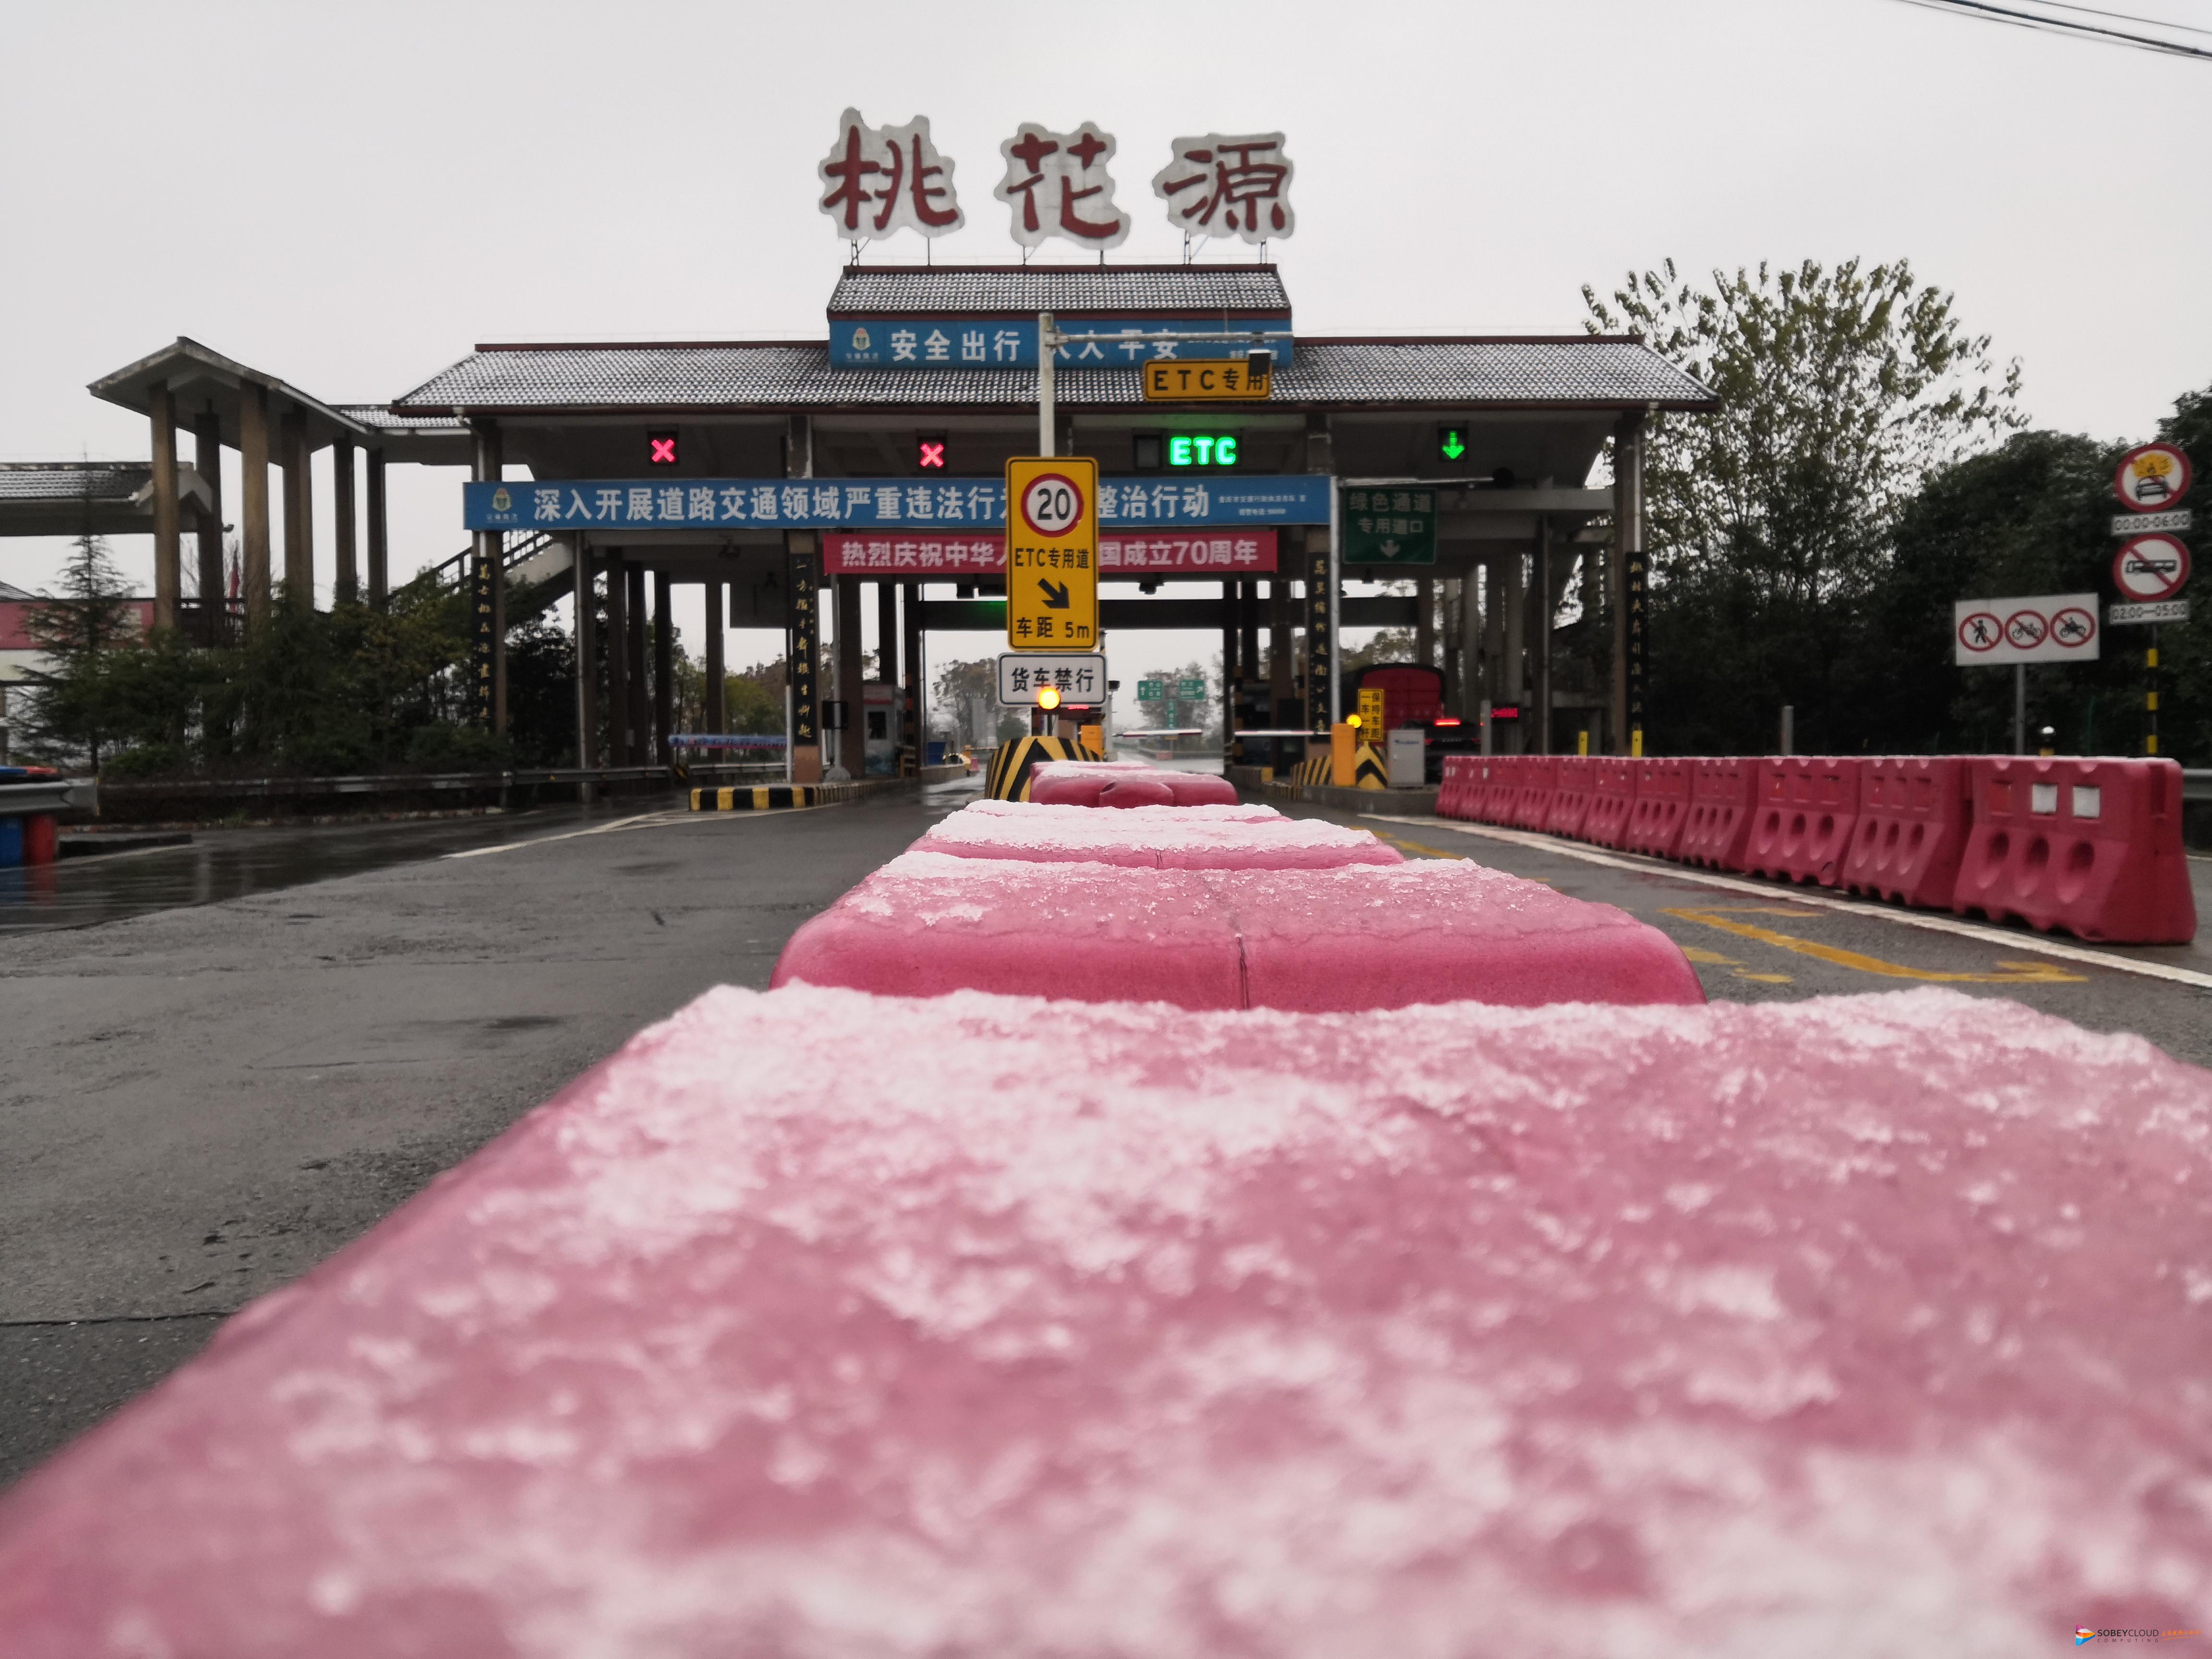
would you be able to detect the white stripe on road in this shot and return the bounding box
[1365,814,2212,993]
[443,808,797,859]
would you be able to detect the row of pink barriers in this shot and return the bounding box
[1438,752,2198,943]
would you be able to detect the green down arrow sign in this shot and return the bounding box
[1438,425,1467,462]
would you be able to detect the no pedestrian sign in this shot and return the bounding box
[1952,594,2101,666]
[1005,457,1098,652]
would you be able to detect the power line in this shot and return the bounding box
[1891,0,2212,57]
[2029,0,2212,37]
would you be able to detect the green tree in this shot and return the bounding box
[22,491,139,768]
[724,658,789,736]
[1584,258,2024,753]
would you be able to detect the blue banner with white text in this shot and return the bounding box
[829,316,1293,369]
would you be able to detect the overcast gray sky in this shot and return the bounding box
[4,0,2207,714]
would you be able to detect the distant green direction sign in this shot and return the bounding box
[1342,486,1438,566]
[1136,679,1165,702]
[1177,677,1206,699]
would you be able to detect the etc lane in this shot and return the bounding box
[1298,805,2212,1070]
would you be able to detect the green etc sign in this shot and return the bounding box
[1137,677,1208,702]
[1342,486,1438,566]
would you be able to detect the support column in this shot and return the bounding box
[240,384,271,629]
[1222,580,1238,768]
[332,437,358,603]
[877,580,898,685]
[703,579,726,738]
[148,383,180,633]
[1611,411,1646,756]
[1482,561,1505,705]
[472,424,506,729]
[281,411,313,611]
[1269,574,1293,770]
[653,571,674,766]
[1415,575,1434,671]
[1459,574,1482,722]
[1534,517,1552,756]
[787,533,822,784]
[626,564,648,768]
[605,554,630,764]
[366,450,389,608]
[1502,551,1526,753]
[902,579,922,764]
[835,574,864,776]
[193,406,224,643]
[573,543,598,775]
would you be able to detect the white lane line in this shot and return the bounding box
[1364,814,2212,993]
[442,808,798,859]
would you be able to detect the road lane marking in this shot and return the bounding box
[443,808,798,859]
[1365,815,2212,993]
[1660,907,2087,985]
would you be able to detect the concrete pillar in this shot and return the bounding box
[605,554,630,764]
[1221,580,1238,768]
[366,450,389,608]
[1482,561,1504,705]
[653,570,674,767]
[1415,575,1434,671]
[902,580,922,761]
[1302,416,1339,756]
[1534,517,1551,756]
[703,580,726,737]
[280,411,313,611]
[1502,551,1526,753]
[239,384,271,629]
[148,383,180,633]
[626,563,648,767]
[193,407,224,643]
[877,580,898,685]
[1460,573,1482,722]
[834,575,864,775]
[1237,577,1259,686]
[1269,575,1294,769]
[472,424,506,729]
[573,544,598,773]
[1611,412,1646,755]
[332,437,358,603]
[787,533,822,785]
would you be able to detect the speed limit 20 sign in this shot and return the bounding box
[1005,456,1098,652]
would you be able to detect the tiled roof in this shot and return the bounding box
[0,463,153,502]
[827,265,1290,316]
[393,338,1712,413]
[334,404,468,433]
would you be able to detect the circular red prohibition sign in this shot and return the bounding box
[2050,606,2097,649]
[1957,610,2002,653]
[1019,472,1085,538]
[2003,609,2048,650]
[2113,533,2191,602]
[2114,441,2192,512]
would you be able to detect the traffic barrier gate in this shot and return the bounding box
[1510,757,1560,830]
[1623,758,1692,859]
[1545,756,1596,839]
[1841,757,1972,908]
[1677,759,1759,872]
[1952,757,2196,944]
[1580,758,1638,848]
[1744,757,1862,887]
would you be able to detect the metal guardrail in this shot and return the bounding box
[93,764,784,802]
[2186,769,2212,804]
[0,778,96,815]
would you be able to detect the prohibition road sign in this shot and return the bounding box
[1958,610,2001,652]
[1018,471,1087,538]
[2113,532,2191,602]
[2004,609,2048,650]
[2115,442,2192,512]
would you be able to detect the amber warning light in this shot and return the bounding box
[1037,686,1063,710]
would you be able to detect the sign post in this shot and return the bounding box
[1005,457,1099,656]
[2111,441,2193,755]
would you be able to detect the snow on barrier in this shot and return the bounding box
[4,984,2208,1653]
[1843,756,1973,908]
[1623,757,1692,860]
[1744,757,1863,888]
[1953,757,2198,945]
[772,850,1705,1010]
[1677,757,1759,871]
[1580,757,1638,848]
[1029,760,1240,808]
[917,801,1403,870]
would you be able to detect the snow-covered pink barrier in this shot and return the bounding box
[918,800,1403,870]
[1028,760,1240,808]
[771,851,1704,1009]
[4,985,2205,1654]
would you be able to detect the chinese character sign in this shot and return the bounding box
[995,122,1129,250]
[1152,132,1295,242]
[817,108,963,240]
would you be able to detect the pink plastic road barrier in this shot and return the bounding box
[962,798,1281,825]
[1842,756,1973,908]
[1098,776,1177,808]
[1510,755,1559,830]
[5,986,2208,1655]
[1580,757,1638,848]
[773,850,1703,1010]
[1677,757,1759,871]
[1158,772,1239,806]
[1478,754,1523,825]
[1623,757,1692,859]
[1435,754,1468,818]
[917,802,1402,870]
[1953,756,2197,944]
[1546,754,1597,839]
[1029,761,1240,808]
[1745,757,1863,887]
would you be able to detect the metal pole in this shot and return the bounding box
[1535,515,1552,755]
[1326,481,1342,725]
[2014,663,2027,756]
[1037,311,1055,458]
[1780,704,1794,756]
[2147,627,2160,757]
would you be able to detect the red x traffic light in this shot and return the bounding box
[916,434,947,470]
[648,430,678,466]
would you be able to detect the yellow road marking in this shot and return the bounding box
[1660,907,2086,985]
[1372,829,1555,882]
[1679,946,1740,965]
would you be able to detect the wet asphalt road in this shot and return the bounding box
[3,780,2206,1489]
